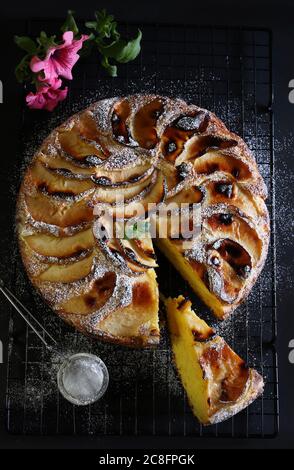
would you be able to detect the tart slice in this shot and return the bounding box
[164,295,264,425]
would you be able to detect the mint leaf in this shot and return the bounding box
[14,36,38,54]
[101,56,117,77]
[15,54,31,83]
[61,10,79,35]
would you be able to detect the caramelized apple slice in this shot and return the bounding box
[92,164,154,188]
[37,252,94,282]
[157,159,179,191]
[23,228,94,258]
[93,168,156,205]
[206,249,247,303]
[200,338,251,404]
[58,129,106,160]
[175,134,238,166]
[205,212,262,265]
[98,234,146,274]
[161,111,210,162]
[77,111,102,141]
[165,185,203,205]
[25,191,94,227]
[133,235,156,260]
[202,178,265,221]
[131,98,164,149]
[193,151,252,180]
[119,238,158,269]
[111,99,133,145]
[93,216,152,274]
[59,272,116,314]
[28,161,95,195]
[39,154,95,176]
[115,171,166,219]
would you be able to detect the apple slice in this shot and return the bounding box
[37,252,94,283]
[115,171,166,219]
[204,211,262,266]
[98,235,145,274]
[119,238,158,269]
[193,151,251,180]
[59,271,116,314]
[28,161,95,195]
[175,134,238,166]
[133,235,156,260]
[92,164,154,188]
[165,185,203,205]
[160,111,210,162]
[77,111,102,141]
[25,191,94,227]
[23,228,94,258]
[39,154,95,176]
[111,99,133,145]
[93,217,151,274]
[93,168,156,206]
[58,129,107,160]
[131,98,164,149]
[157,159,179,191]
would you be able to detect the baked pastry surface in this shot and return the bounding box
[17,95,269,345]
[165,295,264,424]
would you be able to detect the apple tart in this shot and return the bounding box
[17,95,269,345]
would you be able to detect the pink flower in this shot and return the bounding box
[30,31,89,83]
[26,78,68,111]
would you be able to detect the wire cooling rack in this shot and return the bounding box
[5,22,278,437]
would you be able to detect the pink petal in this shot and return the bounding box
[44,86,68,111]
[36,77,62,92]
[51,52,79,80]
[26,91,46,110]
[30,55,58,83]
[50,34,89,80]
[30,33,89,84]
[61,31,74,45]
[26,82,68,112]
[30,56,45,73]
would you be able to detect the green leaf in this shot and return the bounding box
[114,29,142,63]
[37,31,57,50]
[61,10,79,35]
[97,29,142,64]
[14,36,38,54]
[85,9,142,77]
[85,21,97,30]
[101,56,117,77]
[15,54,31,83]
[95,9,119,39]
